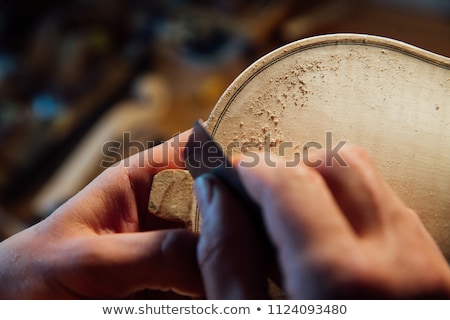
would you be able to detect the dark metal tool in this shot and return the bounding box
[184,120,274,253]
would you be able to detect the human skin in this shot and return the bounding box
[2,130,450,299]
[0,130,203,299]
[195,145,450,299]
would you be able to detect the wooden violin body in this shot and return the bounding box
[150,34,450,260]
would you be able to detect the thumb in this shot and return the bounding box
[57,229,203,298]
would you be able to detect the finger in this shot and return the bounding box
[58,229,203,298]
[237,154,354,252]
[195,174,269,299]
[237,156,357,299]
[67,129,193,232]
[313,145,403,235]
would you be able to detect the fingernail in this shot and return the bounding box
[194,174,216,217]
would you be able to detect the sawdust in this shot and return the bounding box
[232,57,345,153]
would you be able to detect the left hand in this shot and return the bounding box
[0,130,203,299]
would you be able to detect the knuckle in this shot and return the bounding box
[341,145,374,169]
[289,165,323,185]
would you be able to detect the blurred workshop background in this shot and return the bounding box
[0,0,449,240]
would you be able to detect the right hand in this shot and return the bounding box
[194,145,450,299]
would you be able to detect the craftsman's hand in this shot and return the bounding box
[0,131,203,299]
[195,145,450,299]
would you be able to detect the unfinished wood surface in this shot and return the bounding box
[149,34,450,260]
[148,169,197,229]
[207,33,450,260]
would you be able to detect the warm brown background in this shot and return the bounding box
[1,0,449,240]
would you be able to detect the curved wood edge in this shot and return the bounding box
[207,33,450,134]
